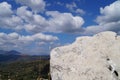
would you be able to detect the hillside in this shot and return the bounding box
[0,60,50,80]
[0,50,50,80]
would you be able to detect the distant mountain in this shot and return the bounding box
[0,50,21,55]
[0,50,50,63]
[5,50,21,55]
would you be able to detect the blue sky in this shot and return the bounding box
[0,0,119,55]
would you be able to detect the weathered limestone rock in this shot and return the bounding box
[50,31,120,80]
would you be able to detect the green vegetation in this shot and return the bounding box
[0,60,50,80]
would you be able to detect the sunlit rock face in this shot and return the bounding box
[50,31,120,80]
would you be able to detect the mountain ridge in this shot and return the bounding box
[0,50,49,63]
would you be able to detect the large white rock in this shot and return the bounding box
[50,31,120,80]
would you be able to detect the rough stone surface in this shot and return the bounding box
[50,31,120,80]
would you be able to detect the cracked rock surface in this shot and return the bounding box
[50,31,120,80]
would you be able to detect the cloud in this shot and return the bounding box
[45,11,84,33]
[75,9,85,15]
[84,0,120,35]
[66,2,85,15]
[96,0,120,24]
[0,2,23,30]
[31,33,59,41]
[56,2,64,6]
[66,2,77,11]
[16,6,33,21]
[0,32,58,44]
[0,2,13,17]
[0,15,23,30]
[16,6,47,32]
[17,7,84,33]
[0,1,84,34]
[0,32,58,54]
[16,0,46,13]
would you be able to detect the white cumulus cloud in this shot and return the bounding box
[66,2,85,15]
[84,0,120,35]
[0,2,23,30]
[46,11,84,33]
[0,1,85,34]
[0,2,13,17]
[96,0,120,24]
[16,0,46,13]
[0,32,58,54]
[17,9,84,33]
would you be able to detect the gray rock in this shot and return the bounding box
[50,31,120,80]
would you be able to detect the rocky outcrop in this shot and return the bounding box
[50,31,120,80]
